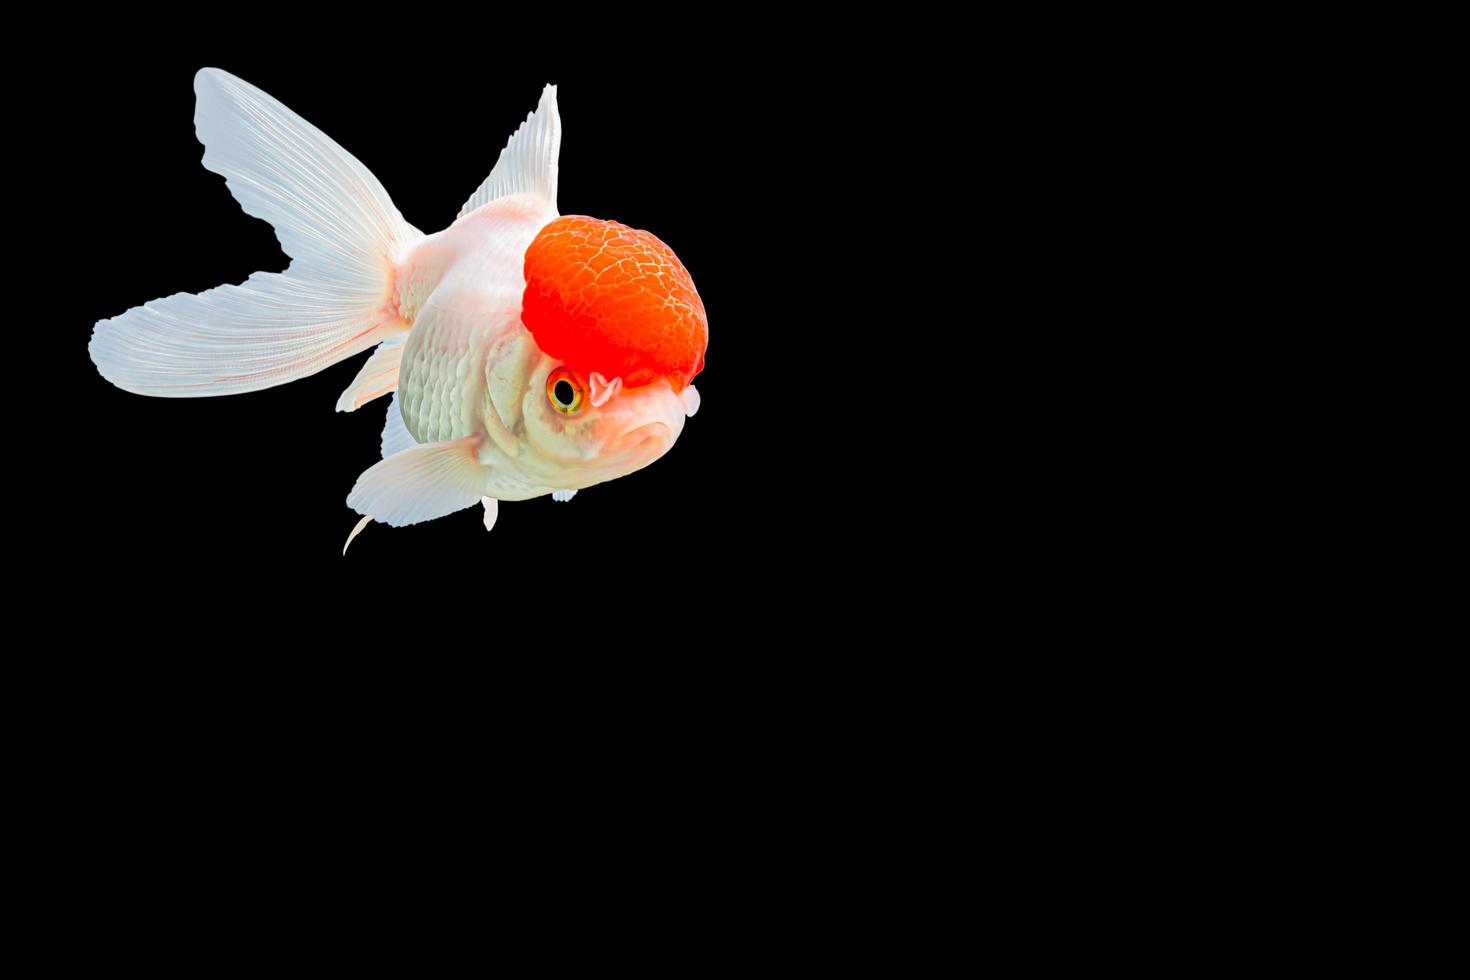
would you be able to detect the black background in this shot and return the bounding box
[21,29,1059,892]
[43,37,876,648]
[10,24,1247,912]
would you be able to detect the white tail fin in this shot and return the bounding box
[89,68,423,397]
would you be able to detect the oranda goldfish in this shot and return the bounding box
[89,68,707,553]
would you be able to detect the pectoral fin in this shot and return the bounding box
[347,435,486,527]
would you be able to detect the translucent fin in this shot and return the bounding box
[457,84,561,219]
[337,336,405,412]
[552,490,577,502]
[380,392,416,459]
[346,435,486,527]
[482,497,499,532]
[343,515,373,555]
[89,67,422,397]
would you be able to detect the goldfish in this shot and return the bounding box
[89,68,707,553]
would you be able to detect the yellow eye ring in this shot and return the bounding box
[547,367,585,415]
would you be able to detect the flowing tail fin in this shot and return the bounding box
[89,68,423,397]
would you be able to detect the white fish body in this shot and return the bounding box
[89,69,704,545]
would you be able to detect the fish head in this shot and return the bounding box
[519,362,691,487]
[514,215,707,489]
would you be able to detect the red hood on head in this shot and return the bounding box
[521,216,707,390]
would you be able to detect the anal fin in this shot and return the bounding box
[336,336,405,412]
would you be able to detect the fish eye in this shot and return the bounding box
[547,367,585,414]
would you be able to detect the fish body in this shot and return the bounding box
[89,69,706,547]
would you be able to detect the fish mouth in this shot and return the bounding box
[616,421,674,458]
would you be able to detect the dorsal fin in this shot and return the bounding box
[457,84,561,220]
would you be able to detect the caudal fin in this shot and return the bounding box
[89,67,423,397]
